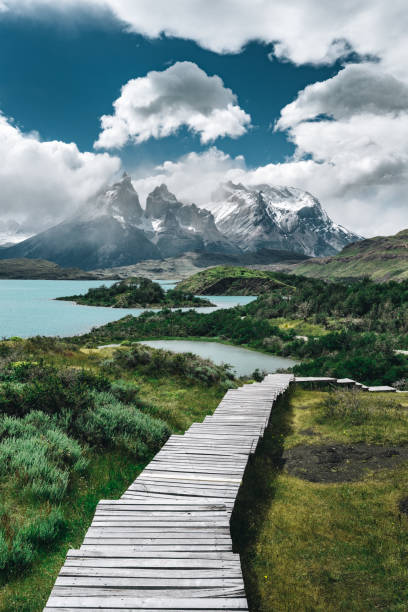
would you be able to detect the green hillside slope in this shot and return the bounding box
[293,229,408,282]
[176,265,295,295]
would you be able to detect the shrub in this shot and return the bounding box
[393,378,408,391]
[113,345,235,385]
[9,533,34,572]
[0,530,8,570]
[20,508,67,548]
[110,379,140,404]
[251,368,267,382]
[0,412,87,500]
[79,391,171,457]
[0,509,68,576]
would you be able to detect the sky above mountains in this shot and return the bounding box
[0,0,407,238]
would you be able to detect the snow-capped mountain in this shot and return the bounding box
[0,175,237,269]
[207,182,360,257]
[0,175,360,269]
[145,184,239,258]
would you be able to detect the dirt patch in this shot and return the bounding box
[283,443,408,483]
[399,497,408,515]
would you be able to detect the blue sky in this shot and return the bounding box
[0,11,338,168]
[0,1,406,238]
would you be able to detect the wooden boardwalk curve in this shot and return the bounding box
[44,374,293,611]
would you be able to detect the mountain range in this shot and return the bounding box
[0,174,361,270]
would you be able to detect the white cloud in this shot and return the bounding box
[94,61,250,149]
[276,63,408,130]
[267,63,408,235]
[2,1,408,78]
[131,147,246,207]
[0,113,120,234]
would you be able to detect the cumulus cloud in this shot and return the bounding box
[2,1,408,78]
[131,147,246,207]
[95,62,251,149]
[0,113,120,234]
[266,63,408,235]
[276,63,408,130]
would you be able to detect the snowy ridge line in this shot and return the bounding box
[44,374,294,611]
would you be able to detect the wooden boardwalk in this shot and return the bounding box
[44,374,293,611]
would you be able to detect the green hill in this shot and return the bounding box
[0,258,99,279]
[293,229,408,282]
[177,265,295,295]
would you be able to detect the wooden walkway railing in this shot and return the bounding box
[44,374,294,611]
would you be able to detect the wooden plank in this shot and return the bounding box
[45,595,249,609]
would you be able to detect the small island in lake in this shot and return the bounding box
[56,276,215,308]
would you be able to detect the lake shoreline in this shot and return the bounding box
[136,338,298,377]
[0,279,255,338]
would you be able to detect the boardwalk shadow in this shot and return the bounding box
[230,387,294,611]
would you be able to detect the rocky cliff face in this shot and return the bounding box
[0,175,361,269]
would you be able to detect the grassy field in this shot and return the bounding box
[232,387,408,611]
[0,340,228,612]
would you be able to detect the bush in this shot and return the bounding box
[0,530,8,570]
[113,345,235,385]
[110,379,140,403]
[251,368,267,382]
[0,509,68,576]
[9,533,34,572]
[20,508,67,548]
[0,412,87,500]
[79,391,171,458]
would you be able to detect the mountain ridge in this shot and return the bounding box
[0,174,361,270]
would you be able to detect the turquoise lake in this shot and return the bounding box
[0,280,256,338]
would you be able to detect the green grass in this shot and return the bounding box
[289,389,408,446]
[0,450,142,612]
[232,388,408,612]
[273,317,330,337]
[0,340,227,612]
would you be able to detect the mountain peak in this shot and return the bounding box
[208,181,360,257]
[146,184,180,218]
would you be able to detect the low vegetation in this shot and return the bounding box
[0,336,233,611]
[57,276,213,308]
[73,269,408,386]
[0,258,100,280]
[176,265,295,295]
[294,228,408,282]
[232,386,408,611]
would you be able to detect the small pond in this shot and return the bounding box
[138,339,298,377]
